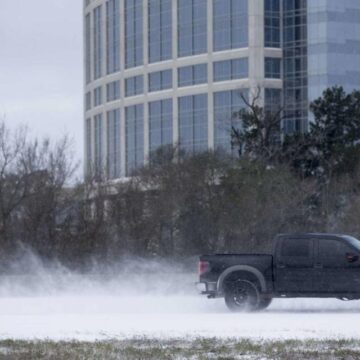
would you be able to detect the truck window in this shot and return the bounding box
[281,238,312,257]
[319,239,353,267]
[279,238,314,266]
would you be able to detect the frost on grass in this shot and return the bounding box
[1,338,360,360]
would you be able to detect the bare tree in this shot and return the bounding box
[0,121,29,250]
[231,87,283,163]
[18,135,78,258]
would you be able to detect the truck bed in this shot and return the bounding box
[199,254,274,295]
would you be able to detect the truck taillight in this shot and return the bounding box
[198,261,210,276]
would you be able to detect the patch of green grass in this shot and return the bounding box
[1,338,360,359]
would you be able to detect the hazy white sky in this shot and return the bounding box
[0,1,83,167]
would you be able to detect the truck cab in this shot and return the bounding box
[274,234,360,297]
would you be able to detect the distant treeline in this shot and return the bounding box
[1,86,360,268]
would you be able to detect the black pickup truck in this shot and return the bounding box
[198,233,360,311]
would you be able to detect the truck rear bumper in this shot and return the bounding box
[196,282,221,298]
[197,282,273,300]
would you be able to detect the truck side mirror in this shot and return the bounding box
[346,253,359,263]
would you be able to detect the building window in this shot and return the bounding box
[148,69,172,92]
[86,118,92,175]
[107,80,121,102]
[94,5,103,79]
[94,86,103,106]
[125,0,143,69]
[149,99,173,154]
[214,89,248,154]
[178,0,207,57]
[106,0,120,74]
[148,0,172,63]
[94,114,103,176]
[107,109,121,179]
[85,92,92,111]
[178,94,208,153]
[85,13,91,84]
[265,0,280,48]
[265,88,282,113]
[178,64,207,87]
[265,88,282,142]
[213,58,248,82]
[265,57,281,78]
[283,0,308,133]
[126,104,144,175]
[125,75,144,97]
[213,0,248,51]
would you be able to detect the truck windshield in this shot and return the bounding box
[343,236,360,252]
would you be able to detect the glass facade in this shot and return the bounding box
[125,0,143,68]
[94,86,103,106]
[148,0,172,63]
[107,109,121,179]
[85,13,91,84]
[86,118,92,175]
[178,64,207,87]
[214,90,248,154]
[283,0,308,133]
[149,69,172,92]
[85,92,92,111]
[149,99,173,153]
[94,5,103,80]
[265,88,282,113]
[178,0,207,57]
[106,0,120,74]
[84,0,360,178]
[94,114,103,176]
[178,94,208,153]
[307,1,360,101]
[265,57,281,78]
[213,58,248,82]
[106,80,120,102]
[126,104,144,175]
[125,75,144,97]
[265,88,282,144]
[213,0,248,51]
[265,0,280,48]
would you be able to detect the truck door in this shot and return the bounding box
[315,239,360,294]
[275,237,315,294]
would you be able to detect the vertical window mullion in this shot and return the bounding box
[192,96,195,153]
[160,100,164,146]
[133,3,136,65]
[230,0,233,49]
[191,0,195,55]
[134,105,137,167]
[160,1,163,60]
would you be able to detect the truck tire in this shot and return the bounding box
[224,279,260,312]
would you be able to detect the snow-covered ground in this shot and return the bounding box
[2,295,360,341]
[1,269,360,341]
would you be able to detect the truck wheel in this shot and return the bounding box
[257,298,273,310]
[224,279,260,312]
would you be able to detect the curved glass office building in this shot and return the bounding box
[84,0,360,178]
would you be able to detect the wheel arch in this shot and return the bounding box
[217,265,267,294]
